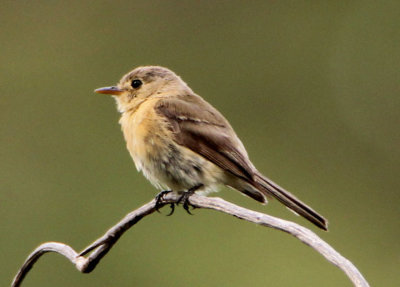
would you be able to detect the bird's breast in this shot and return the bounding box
[119,99,169,171]
[118,99,224,191]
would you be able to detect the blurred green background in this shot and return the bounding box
[1,1,399,286]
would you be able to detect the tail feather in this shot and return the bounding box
[253,173,328,231]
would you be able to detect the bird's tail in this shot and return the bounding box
[253,172,328,231]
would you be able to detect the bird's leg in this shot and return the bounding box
[177,184,204,215]
[154,190,174,214]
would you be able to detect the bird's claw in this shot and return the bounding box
[166,203,175,216]
[155,190,173,213]
[177,184,203,215]
[177,192,194,215]
[155,190,178,215]
[155,185,202,215]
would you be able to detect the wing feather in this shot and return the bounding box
[155,97,255,181]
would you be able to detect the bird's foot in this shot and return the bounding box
[155,190,175,215]
[177,184,203,215]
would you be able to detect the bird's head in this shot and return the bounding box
[95,66,191,113]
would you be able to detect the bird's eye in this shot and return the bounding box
[131,79,142,89]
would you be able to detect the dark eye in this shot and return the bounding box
[131,79,142,88]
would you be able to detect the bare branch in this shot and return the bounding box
[12,193,369,287]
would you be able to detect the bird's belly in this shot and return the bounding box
[124,118,224,192]
[120,102,225,193]
[135,137,224,192]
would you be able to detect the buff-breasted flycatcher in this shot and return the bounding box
[95,66,328,230]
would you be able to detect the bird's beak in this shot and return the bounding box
[94,86,124,95]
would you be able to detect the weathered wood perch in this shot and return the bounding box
[11,193,369,287]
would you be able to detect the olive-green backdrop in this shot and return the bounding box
[2,1,399,286]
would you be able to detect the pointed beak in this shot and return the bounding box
[94,86,124,95]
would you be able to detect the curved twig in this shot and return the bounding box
[11,193,369,287]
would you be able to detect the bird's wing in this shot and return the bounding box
[155,97,255,181]
[155,97,328,230]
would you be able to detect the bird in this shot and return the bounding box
[95,66,328,230]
